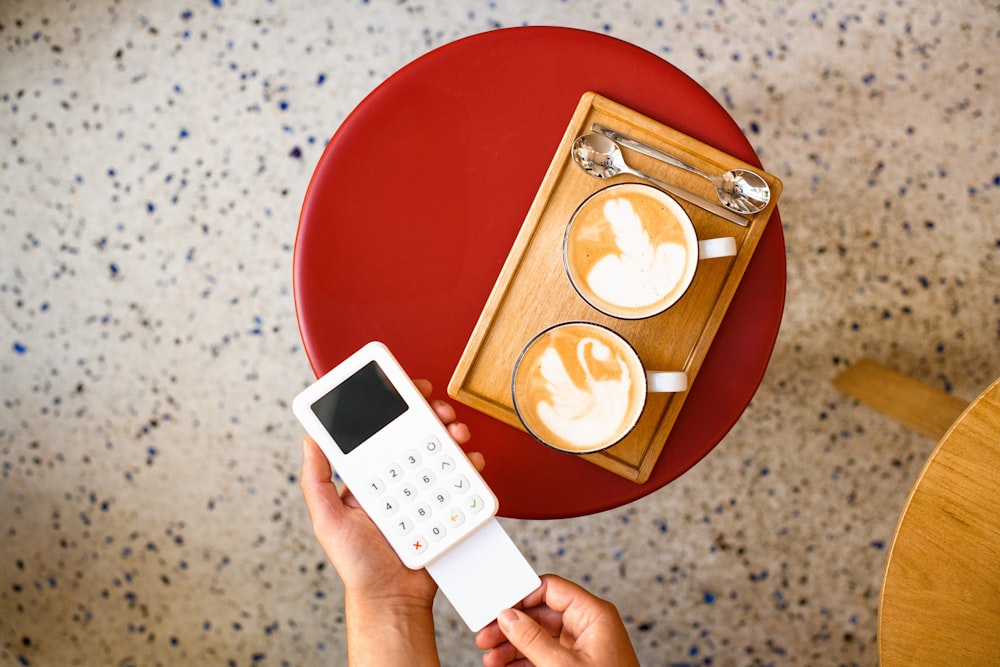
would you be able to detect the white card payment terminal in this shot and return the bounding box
[293,342,539,630]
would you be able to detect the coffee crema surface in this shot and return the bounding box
[512,322,647,453]
[564,183,697,319]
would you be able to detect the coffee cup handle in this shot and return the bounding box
[698,237,738,259]
[646,371,688,393]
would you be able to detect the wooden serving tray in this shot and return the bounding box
[448,92,782,483]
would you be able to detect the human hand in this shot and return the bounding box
[300,378,480,610]
[475,574,640,667]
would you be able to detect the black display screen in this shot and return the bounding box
[310,361,409,454]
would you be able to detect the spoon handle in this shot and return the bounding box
[593,123,712,180]
[621,167,749,227]
[590,123,712,181]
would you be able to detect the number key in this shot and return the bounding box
[393,517,414,535]
[384,463,403,482]
[399,483,418,502]
[428,523,447,542]
[381,497,399,516]
[367,477,386,496]
[413,503,432,522]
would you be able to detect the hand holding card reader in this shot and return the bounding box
[292,342,540,631]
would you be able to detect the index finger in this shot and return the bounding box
[413,378,433,397]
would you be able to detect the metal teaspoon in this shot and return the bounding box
[592,125,771,215]
[570,133,749,226]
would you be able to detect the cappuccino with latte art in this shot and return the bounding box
[564,183,736,319]
[512,322,647,453]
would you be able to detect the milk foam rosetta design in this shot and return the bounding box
[515,323,646,452]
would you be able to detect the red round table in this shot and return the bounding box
[294,27,785,519]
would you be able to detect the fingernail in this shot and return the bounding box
[497,608,519,626]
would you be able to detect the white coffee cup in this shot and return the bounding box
[564,183,737,319]
[511,321,687,454]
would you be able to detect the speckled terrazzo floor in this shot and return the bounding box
[2,1,998,666]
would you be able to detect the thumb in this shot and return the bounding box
[497,608,564,665]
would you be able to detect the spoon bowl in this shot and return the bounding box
[713,169,770,215]
[571,133,630,180]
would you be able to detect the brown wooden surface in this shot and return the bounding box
[879,376,1000,666]
[447,92,782,483]
[833,359,970,439]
